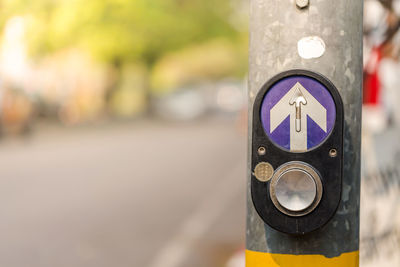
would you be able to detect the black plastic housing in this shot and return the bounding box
[251,69,344,235]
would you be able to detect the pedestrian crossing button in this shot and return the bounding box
[269,162,323,217]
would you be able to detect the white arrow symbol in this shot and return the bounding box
[289,87,307,132]
[270,82,327,152]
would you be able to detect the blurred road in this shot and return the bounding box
[0,118,246,267]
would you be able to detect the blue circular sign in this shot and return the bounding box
[260,75,336,152]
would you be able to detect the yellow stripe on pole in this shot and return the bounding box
[246,250,359,267]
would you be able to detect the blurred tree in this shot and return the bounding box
[151,38,246,95]
[0,0,247,117]
[0,0,241,66]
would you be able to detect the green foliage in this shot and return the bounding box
[151,38,247,95]
[1,0,241,65]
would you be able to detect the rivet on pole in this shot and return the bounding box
[296,0,309,9]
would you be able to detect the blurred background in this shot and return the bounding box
[0,0,398,266]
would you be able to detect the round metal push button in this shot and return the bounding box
[275,169,316,211]
[270,162,323,217]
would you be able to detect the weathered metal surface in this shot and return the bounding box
[247,0,363,258]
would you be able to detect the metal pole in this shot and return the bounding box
[246,0,363,266]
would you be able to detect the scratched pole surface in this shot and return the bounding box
[247,0,363,265]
